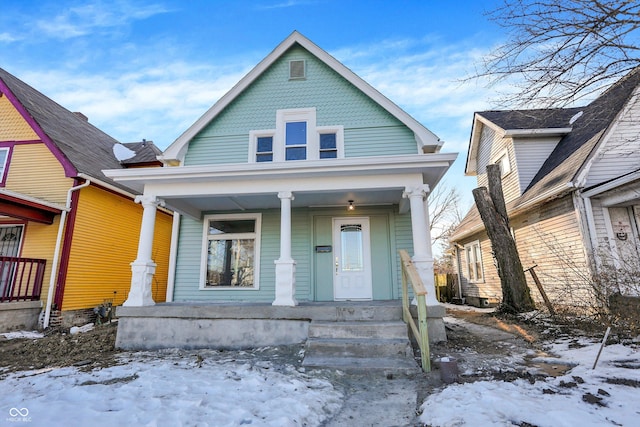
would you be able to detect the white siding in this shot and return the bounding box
[475,125,522,203]
[512,136,562,191]
[511,196,594,310]
[585,88,640,187]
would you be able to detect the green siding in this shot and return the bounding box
[172,206,412,303]
[184,45,417,166]
[345,127,417,158]
[185,134,248,166]
[393,211,414,298]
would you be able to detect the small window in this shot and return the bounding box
[285,121,307,160]
[319,133,337,159]
[464,241,484,282]
[289,60,306,79]
[202,214,261,289]
[495,151,511,177]
[0,147,10,184]
[256,136,273,162]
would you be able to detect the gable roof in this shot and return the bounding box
[0,67,136,194]
[161,31,442,163]
[452,67,640,241]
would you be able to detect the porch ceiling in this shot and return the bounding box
[165,188,405,213]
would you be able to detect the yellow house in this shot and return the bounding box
[0,67,173,330]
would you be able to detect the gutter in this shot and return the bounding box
[42,179,91,328]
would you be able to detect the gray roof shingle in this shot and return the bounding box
[0,67,137,194]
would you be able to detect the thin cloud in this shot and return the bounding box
[0,32,21,43]
[34,1,170,40]
[257,0,317,10]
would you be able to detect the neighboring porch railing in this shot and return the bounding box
[399,250,431,372]
[0,257,46,302]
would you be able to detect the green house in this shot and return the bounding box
[105,31,456,350]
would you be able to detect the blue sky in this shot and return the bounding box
[0,0,510,210]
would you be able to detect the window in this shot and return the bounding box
[0,147,10,184]
[256,136,273,162]
[494,150,511,177]
[464,241,483,282]
[319,133,337,159]
[201,213,261,289]
[249,108,344,162]
[285,121,307,160]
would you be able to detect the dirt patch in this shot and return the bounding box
[0,322,119,377]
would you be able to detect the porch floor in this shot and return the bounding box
[116,299,404,322]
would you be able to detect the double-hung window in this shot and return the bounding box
[464,241,484,282]
[319,133,338,159]
[256,136,273,162]
[285,121,307,160]
[201,213,261,289]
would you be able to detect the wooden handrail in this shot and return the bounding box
[398,250,431,372]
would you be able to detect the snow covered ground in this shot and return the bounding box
[2,318,638,426]
[421,334,640,427]
[0,348,342,427]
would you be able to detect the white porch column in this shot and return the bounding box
[403,185,446,342]
[402,185,438,306]
[273,191,297,306]
[124,194,164,307]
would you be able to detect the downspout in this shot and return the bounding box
[42,179,91,328]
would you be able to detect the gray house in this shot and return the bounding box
[104,32,456,362]
[450,68,640,311]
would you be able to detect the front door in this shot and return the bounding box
[333,217,372,300]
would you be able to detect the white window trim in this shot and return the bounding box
[248,129,276,163]
[317,125,344,159]
[0,147,11,182]
[248,108,344,162]
[199,212,262,290]
[464,240,484,283]
[276,108,316,161]
[493,148,511,177]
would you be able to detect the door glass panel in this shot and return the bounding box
[340,224,363,272]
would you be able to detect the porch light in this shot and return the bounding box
[348,200,355,211]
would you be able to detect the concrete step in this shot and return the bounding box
[301,355,421,376]
[305,338,413,359]
[333,305,402,321]
[308,320,408,340]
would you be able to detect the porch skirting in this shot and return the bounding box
[0,301,41,332]
[115,300,446,350]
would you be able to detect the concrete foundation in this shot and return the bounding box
[116,300,448,350]
[0,301,41,332]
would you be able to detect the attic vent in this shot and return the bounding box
[289,60,306,80]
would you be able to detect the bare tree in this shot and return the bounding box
[479,0,640,107]
[428,182,464,251]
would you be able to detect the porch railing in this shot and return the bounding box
[399,250,431,372]
[0,257,46,302]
